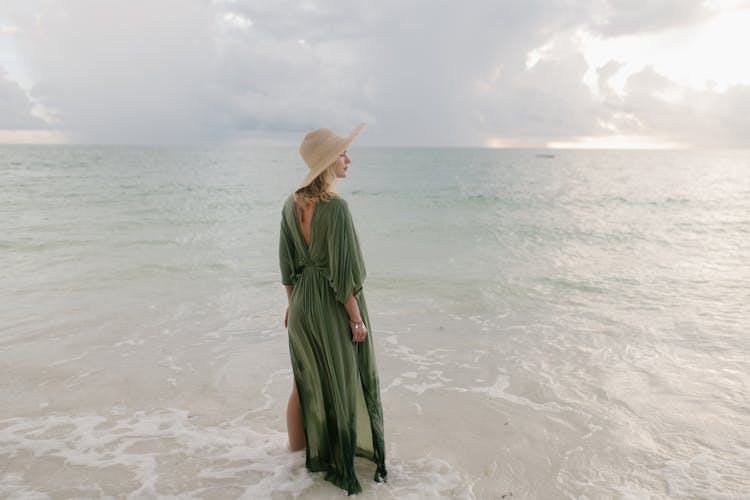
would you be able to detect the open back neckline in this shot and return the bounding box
[293,196,317,250]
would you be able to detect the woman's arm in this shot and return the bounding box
[343,291,361,321]
[344,291,368,343]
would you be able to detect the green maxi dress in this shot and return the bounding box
[278,193,387,495]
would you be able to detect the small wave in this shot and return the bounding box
[0,408,473,499]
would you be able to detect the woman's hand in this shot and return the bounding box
[349,319,368,343]
[284,307,289,328]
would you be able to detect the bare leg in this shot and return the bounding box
[286,382,305,451]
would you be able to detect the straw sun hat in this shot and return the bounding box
[298,123,364,189]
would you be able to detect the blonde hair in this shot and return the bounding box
[294,163,340,206]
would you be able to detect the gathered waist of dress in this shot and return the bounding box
[291,264,327,283]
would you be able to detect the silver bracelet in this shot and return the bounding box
[349,319,364,326]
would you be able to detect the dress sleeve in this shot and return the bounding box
[279,216,296,286]
[327,199,366,304]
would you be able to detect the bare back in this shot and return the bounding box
[294,197,316,248]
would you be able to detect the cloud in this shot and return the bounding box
[8,1,220,143]
[596,60,625,99]
[5,1,602,146]
[590,0,710,36]
[610,65,750,147]
[354,0,600,146]
[0,67,47,128]
[2,0,750,147]
[474,53,605,145]
[1,25,22,36]
[5,0,375,143]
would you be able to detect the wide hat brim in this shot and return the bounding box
[298,123,364,189]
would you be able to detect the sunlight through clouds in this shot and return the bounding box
[579,8,750,94]
[547,134,686,149]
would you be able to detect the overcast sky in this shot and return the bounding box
[1,0,749,147]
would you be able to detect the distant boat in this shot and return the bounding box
[536,153,555,158]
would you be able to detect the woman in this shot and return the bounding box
[278,123,387,495]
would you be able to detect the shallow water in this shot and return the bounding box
[1,145,749,498]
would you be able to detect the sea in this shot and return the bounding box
[1,145,748,499]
